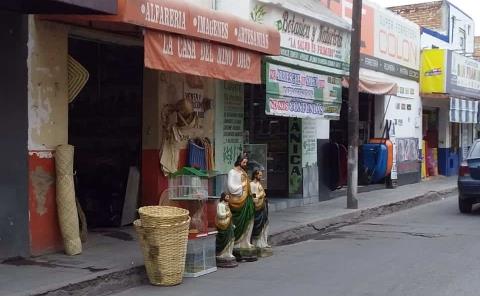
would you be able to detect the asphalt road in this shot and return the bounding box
[112,196,480,296]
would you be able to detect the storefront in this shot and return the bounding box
[217,0,351,198]
[421,49,480,177]
[29,0,280,256]
[0,0,117,262]
[323,0,423,188]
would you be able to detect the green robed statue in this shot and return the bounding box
[215,193,238,268]
[226,154,257,262]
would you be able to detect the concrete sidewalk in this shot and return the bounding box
[0,177,457,296]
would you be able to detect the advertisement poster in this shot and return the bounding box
[215,81,245,173]
[319,0,421,81]
[265,63,342,119]
[253,1,351,71]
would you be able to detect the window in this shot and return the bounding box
[469,142,480,159]
[459,28,466,50]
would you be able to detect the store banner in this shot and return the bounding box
[446,51,480,99]
[145,30,262,84]
[254,2,351,72]
[265,63,342,119]
[449,98,479,124]
[420,49,447,94]
[421,49,480,99]
[320,0,421,81]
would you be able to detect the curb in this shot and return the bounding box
[27,186,457,296]
[268,186,457,246]
[25,267,146,296]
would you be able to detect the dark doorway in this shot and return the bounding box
[68,37,143,227]
[245,84,289,197]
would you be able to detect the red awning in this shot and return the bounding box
[42,0,280,83]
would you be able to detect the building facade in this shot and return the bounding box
[1,0,282,259]
[390,1,479,178]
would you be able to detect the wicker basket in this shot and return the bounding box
[139,206,190,227]
[134,217,191,286]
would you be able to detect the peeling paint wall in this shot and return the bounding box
[27,17,68,255]
[28,18,69,151]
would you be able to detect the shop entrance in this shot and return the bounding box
[68,37,143,227]
[245,84,289,197]
[326,91,376,190]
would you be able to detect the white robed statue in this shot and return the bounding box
[226,153,257,262]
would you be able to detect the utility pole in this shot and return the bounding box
[347,0,363,209]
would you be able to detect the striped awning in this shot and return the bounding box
[449,98,479,124]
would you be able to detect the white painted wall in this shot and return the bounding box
[420,2,474,53]
[421,32,451,50]
[361,68,422,149]
[28,18,69,151]
[448,2,475,54]
[185,0,215,9]
[214,0,251,19]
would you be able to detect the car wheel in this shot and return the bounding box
[459,196,472,214]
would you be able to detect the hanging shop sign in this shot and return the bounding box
[320,0,420,81]
[145,30,262,84]
[254,2,350,71]
[420,49,447,94]
[447,51,480,99]
[421,49,480,99]
[265,63,342,119]
[46,0,280,55]
[44,0,281,84]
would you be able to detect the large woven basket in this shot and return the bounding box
[139,206,190,227]
[134,218,190,286]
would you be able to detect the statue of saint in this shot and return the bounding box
[215,193,238,268]
[250,170,272,257]
[226,154,257,262]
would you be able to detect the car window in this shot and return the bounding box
[469,142,480,159]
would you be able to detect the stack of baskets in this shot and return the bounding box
[135,206,190,286]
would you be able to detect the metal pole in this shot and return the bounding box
[347,0,363,209]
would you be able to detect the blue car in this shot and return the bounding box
[458,140,480,213]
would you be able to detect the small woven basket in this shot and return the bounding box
[134,217,191,286]
[138,206,190,227]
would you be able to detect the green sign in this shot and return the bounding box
[215,81,244,173]
[265,62,342,119]
[289,118,303,195]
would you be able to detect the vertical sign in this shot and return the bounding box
[302,118,318,167]
[215,81,244,173]
[289,118,303,195]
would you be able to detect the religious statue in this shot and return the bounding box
[215,193,238,268]
[226,154,257,262]
[250,170,273,257]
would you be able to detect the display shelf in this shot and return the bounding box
[184,232,217,278]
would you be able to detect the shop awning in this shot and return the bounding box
[342,77,398,95]
[1,0,117,14]
[450,98,479,124]
[42,0,281,84]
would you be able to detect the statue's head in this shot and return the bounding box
[252,169,263,181]
[220,192,230,202]
[234,153,248,170]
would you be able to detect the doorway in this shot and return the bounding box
[68,37,143,227]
